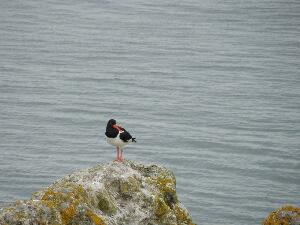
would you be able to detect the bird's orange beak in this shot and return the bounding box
[112,124,122,131]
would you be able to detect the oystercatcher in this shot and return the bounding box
[105,119,136,162]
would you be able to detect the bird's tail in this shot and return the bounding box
[132,138,137,142]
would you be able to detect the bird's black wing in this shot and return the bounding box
[105,127,118,138]
[119,130,133,142]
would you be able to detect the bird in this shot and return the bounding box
[105,119,136,162]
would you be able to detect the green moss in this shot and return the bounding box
[104,179,120,193]
[120,176,141,197]
[96,189,117,215]
[88,165,104,173]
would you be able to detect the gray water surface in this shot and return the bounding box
[0,0,300,224]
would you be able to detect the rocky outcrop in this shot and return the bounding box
[0,160,195,225]
[263,205,300,225]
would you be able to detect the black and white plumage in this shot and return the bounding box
[105,119,136,162]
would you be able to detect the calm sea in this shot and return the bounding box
[0,0,299,224]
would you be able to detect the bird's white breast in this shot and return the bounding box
[106,133,128,148]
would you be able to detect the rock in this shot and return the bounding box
[263,205,300,225]
[96,188,117,215]
[0,160,195,225]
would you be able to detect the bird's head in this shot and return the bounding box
[107,119,116,127]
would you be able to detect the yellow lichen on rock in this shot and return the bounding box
[154,195,171,217]
[155,176,176,193]
[174,204,196,225]
[41,182,88,224]
[86,210,106,225]
[144,166,194,224]
[263,205,300,225]
[60,204,76,225]
[150,174,178,208]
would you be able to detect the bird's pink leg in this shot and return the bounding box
[120,148,123,161]
[115,147,120,161]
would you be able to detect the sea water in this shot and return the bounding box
[0,0,299,224]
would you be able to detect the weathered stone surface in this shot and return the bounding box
[263,205,300,225]
[0,160,195,225]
